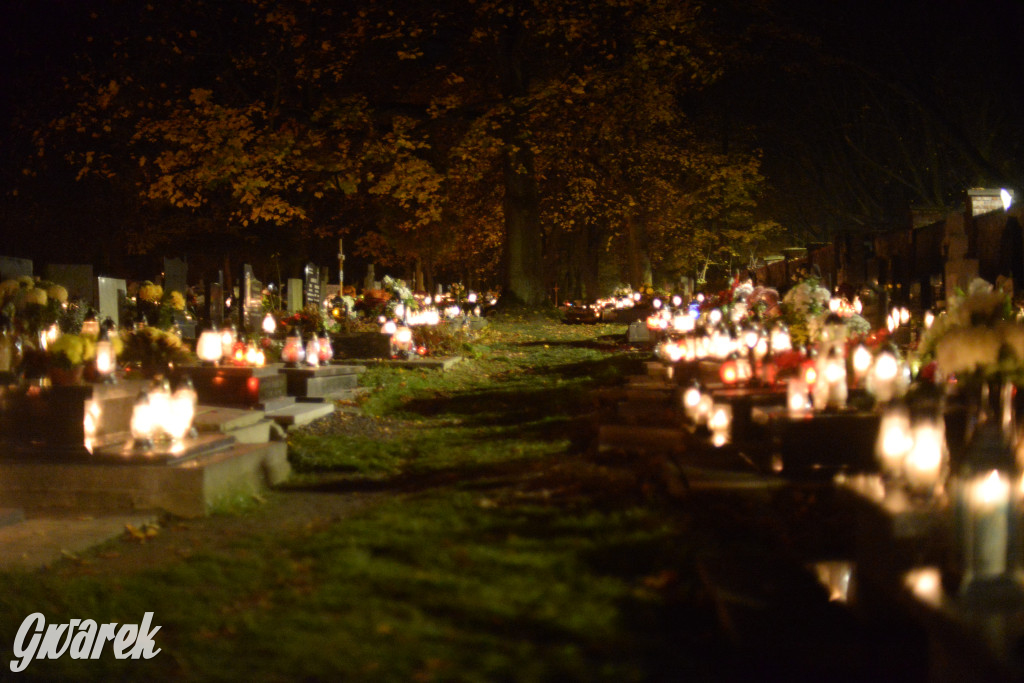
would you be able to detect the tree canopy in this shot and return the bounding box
[10,0,786,297]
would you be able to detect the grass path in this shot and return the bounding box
[0,318,731,682]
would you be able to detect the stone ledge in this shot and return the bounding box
[0,441,289,518]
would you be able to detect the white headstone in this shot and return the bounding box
[97,277,127,328]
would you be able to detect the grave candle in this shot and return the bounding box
[130,391,156,449]
[305,337,321,367]
[220,327,236,360]
[196,329,223,364]
[904,422,945,495]
[94,328,116,379]
[823,348,847,409]
[851,344,872,384]
[870,349,899,403]
[769,324,791,353]
[318,336,333,363]
[682,383,703,422]
[787,378,810,414]
[876,407,913,480]
[964,469,1012,579]
[708,404,731,447]
[281,335,305,366]
[166,386,196,442]
[696,394,714,426]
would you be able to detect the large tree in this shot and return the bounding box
[15,0,780,300]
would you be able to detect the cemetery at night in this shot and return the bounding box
[2,0,1024,680]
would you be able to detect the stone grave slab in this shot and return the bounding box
[0,441,289,518]
[174,364,291,410]
[280,364,365,399]
[0,379,148,458]
[192,405,274,444]
[265,401,334,428]
[91,432,235,465]
[332,332,392,359]
[627,321,651,343]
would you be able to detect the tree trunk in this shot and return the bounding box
[626,214,641,290]
[414,257,425,293]
[497,8,545,307]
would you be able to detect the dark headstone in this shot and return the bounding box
[303,262,321,307]
[44,264,94,305]
[163,257,188,297]
[0,256,32,281]
[209,281,224,328]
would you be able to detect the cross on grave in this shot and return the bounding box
[337,238,345,290]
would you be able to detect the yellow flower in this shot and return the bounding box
[168,290,186,311]
[48,334,95,367]
[46,284,68,304]
[138,282,163,304]
[19,288,48,308]
[0,279,20,301]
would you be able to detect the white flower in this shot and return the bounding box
[998,322,1024,363]
[935,326,1002,377]
[733,282,754,303]
[967,278,993,296]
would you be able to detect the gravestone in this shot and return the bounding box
[97,277,127,328]
[44,264,94,305]
[364,264,376,292]
[163,257,188,297]
[209,280,224,328]
[242,264,263,334]
[303,262,321,308]
[286,278,303,313]
[0,256,32,281]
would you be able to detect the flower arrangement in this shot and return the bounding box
[47,333,96,370]
[918,278,1022,383]
[128,280,190,330]
[281,305,327,338]
[449,282,466,303]
[381,276,418,317]
[0,276,68,338]
[781,276,831,348]
[119,326,193,376]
